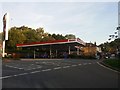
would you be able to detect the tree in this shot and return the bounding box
[99,38,120,54]
[5,26,77,53]
[65,34,76,39]
[51,34,65,40]
[35,27,45,41]
[6,27,26,52]
[36,27,56,41]
[0,32,2,43]
[23,29,37,43]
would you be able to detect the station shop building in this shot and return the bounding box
[16,38,86,58]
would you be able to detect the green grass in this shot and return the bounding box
[103,59,120,70]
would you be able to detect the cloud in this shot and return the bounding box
[1,2,118,45]
[2,3,54,29]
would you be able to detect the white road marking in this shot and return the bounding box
[17,73,28,76]
[18,68,24,70]
[26,68,37,70]
[37,66,42,68]
[78,64,82,65]
[30,71,41,74]
[25,66,42,71]
[42,69,52,72]
[1,69,48,79]
[54,67,62,70]
[5,65,24,70]
[1,73,29,79]
[1,76,12,79]
[63,66,70,68]
[57,65,60,66]
[13,75,18,76]
[2,61,102,80]
[71,65,77,67]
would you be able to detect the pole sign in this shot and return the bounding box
[3,13,9,40]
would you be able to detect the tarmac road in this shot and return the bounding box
[1,59,119,88]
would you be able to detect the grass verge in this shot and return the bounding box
[101,58,120,72]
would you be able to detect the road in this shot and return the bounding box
[2,59,119,88]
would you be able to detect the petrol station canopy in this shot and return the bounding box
[16,38,86,58]
[16,38,86,48]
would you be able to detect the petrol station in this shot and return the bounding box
[16,38,86,58]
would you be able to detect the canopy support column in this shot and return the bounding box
[34,49,35,59]
[77,48,79,55]
[56,50,57,58]
[50,45,52,58]
[68,46,71,55]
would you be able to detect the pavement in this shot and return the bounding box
[1,59,119,88]
[0,59,2,90]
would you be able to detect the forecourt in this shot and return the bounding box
[2,59,119,88]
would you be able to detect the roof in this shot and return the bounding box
[16,38,86,47]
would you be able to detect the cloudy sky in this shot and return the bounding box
[0,0,118,45]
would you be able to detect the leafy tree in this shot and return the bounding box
[6,27,26,52]
[56,34,66,40]
[4,26,77,53]
[35,27,56,42]
[36,27,45,41]
[51,34,65,40]
[99,38,120,54]
[0,32,2,43]
[65,34,76,39]
[23,29,36,43]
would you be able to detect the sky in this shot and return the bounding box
[0,0,119,45]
